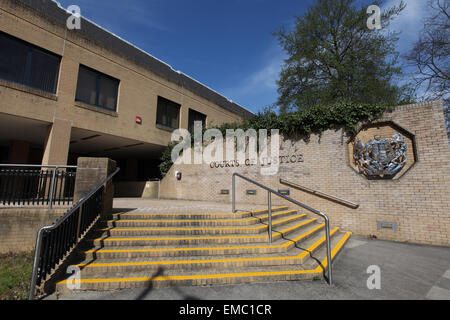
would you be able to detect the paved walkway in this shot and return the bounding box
[46,198,450,300]
[112,198,272,213]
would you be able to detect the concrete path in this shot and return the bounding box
[112,198,272,213]
[48,234,450,300]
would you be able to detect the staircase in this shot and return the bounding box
[55,206,351,292]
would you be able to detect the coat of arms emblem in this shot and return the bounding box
[353,133,407,177]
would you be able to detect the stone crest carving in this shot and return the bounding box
[353,133,407,177]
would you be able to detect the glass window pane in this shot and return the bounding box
[168,103,180,128]
[156,97,180,128]
[29,49,60,93]
[0,32,60,93]
[188,109,206,132]
[75,65,119,110]
[75,66,98,105]
[98,76,118,110]
[0,34,29,84]
[156,97,169,126]
[156,98,167,125]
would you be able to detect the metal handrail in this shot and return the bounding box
[0,164,77,208]
[28,167,120,300]
[232,173,333,285]
[280,178,359,209]
[0,164,77,168]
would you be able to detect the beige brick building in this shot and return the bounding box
[0,0,252,183]
[160,101,450,247]
[1,0,449,249]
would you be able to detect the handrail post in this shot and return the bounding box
[76,205,83,243]
[324,215,333,285]
[268,191,272,243]
[28,229,45,300]
[48,166,59,209]
[232,174,236,213]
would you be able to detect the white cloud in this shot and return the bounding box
[382,0,430,52]
[57,0,170,33]
[222,43,286,110]
[246,53,285,91]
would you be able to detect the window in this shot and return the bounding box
[188,108,207,132]
[75,65,119,111]
[156,96,180,129]
[0,31,61,93]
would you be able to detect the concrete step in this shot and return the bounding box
[109,206,289,220]
[102,209,297,227]
[55,231,351,292]
[87,217,317,247]
[81,222,325,259]
[95,211,303,236]
[302,230,352,272]
[74,228,340,274]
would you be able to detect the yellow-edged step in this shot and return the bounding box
[55,206,351,292]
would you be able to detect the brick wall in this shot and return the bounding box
[0,208,66,253]
[160,101,450,246]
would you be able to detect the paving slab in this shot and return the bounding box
[112,198,273,214]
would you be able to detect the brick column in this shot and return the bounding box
[73,158,117,218]
[41,119,71,165]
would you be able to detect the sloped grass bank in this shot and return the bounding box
[0,252,33,300]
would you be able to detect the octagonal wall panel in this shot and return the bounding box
[347,121,417,180]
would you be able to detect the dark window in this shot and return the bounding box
[75,65,119,111]
[156,96,180,129]
[0,31,60,93]
[188,108,207,132]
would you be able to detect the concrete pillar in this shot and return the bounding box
[73,158,117,218]
[180,106,189,130]
[8,140,30,164]
[41,119,71,165]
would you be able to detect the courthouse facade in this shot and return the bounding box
[0,0,253,181]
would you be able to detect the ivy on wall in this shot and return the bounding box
[159,101,394,177]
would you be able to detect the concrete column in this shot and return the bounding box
[73,158,117,218]
[41,119,71,165]
[180,106,189,130]
[8,140,30,164]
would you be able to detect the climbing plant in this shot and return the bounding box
[159,101,394,177]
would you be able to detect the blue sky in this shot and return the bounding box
[55,0,430,114]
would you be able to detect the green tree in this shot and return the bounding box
[404,0,449,138]
[274,0,414,112]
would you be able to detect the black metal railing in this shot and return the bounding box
[34,187,103,288]
[29,167,120,300]
[0,165,77,207]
